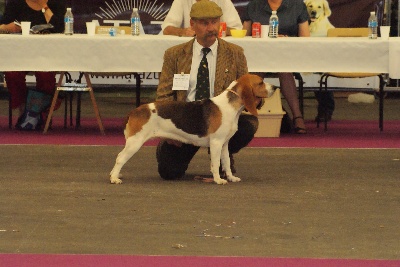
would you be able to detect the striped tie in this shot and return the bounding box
[195,47,211,100]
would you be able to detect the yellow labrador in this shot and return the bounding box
[305,0,335,37]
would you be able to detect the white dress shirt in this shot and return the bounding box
[161,0,243,33]
[186,40,218,102]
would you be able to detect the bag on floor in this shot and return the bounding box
[16,89,52,131]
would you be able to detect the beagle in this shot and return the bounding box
[109,74,275,185]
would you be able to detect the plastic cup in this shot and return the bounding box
[261,25,269,38]
[86,22,96,36]
[92,19,100,26]
[380,26,390,40]
[21,21,31,36]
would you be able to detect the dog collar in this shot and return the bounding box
[227,89,240,98]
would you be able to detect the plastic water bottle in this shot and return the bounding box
[131,8,140,36]
[64,8,74,35]
[269,11,279,38]
[368,11,377,39]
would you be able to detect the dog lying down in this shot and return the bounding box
[109,74,276,185]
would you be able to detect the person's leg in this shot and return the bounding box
[278,73,306,133]
[156,140,200,180]
[314,91,335,121]
[224,113,258,174]
[228,114,258,154]
[4,71,28,114]
[35,71,56,95]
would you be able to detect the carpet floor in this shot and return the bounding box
[0,91,399,266]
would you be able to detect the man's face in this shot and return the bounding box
[191,17,220,47]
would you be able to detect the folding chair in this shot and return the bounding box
[317,28,387,131]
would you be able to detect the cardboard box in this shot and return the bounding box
[254,89,286,138]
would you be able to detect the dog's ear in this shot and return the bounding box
[253,83,269,98]
[323,0,332,17]
[236,74,268,116]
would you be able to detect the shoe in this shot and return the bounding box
[293,116,307,134]
[315,113,332,122]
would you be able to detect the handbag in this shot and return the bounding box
[16,89,52,130]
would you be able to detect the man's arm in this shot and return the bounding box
[156,50,177,102]
[243,20,252,36]
[163,25,195,37]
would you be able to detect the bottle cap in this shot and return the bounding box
[272,11,277,14]
[133,8,138,11]
[67,7,71,11]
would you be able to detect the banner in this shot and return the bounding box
[70,0,384,33]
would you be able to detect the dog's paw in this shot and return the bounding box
[110,176,123,184]
[214,178,228,185]
[227,175,241,183]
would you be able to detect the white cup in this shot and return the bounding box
[21,21,31,36]
[380,26,390,40]
[86,22,96,36]
[261,25,270,38]
[91,19,100,27]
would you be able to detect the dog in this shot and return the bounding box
[109,74,275,185]
[305,0,335,37]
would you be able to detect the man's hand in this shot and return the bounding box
[0,23,21,33]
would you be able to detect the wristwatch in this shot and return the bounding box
[42,6,49,13]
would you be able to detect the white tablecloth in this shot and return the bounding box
[389,37,400,79]
[0,34,390,75]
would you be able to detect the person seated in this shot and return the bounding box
[161,0,243,37]
[156,0,258,180]
[0,0,5,22]
[0,0,66,130]
[242,0,309,134]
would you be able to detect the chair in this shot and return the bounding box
[317,27,387,131]
[43,26,143,134]
[43,72,105,134]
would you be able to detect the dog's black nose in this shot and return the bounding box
[311,10,317,16]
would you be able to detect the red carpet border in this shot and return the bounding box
[0,254,399,267]
[0,117,399,148]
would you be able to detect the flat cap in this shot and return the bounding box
[190,0,223,19]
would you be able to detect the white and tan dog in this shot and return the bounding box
[110,74,275,185]
[305,0,335,37]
